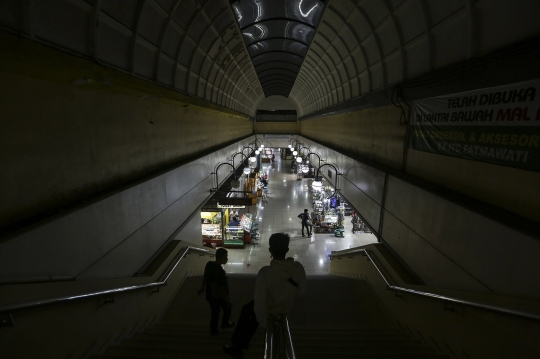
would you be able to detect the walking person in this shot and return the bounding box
[197,248,235,335]
[297,208,311,237]
[223,233,306,359]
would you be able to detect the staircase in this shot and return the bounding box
[90,323,265,359]
[291,328,448,358]
[91,274,448,359]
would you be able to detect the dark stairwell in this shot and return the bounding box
[91,274,449,359]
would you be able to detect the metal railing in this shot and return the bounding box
[0,246,214,319]
[265,314,296,359]
[329,247,540,321]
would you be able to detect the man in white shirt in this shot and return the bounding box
[223,233,306,359]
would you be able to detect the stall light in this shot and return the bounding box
[296,157,303,163]
[249,157,257,162]
[306,160,309,164]
[258,147,262,151]
[243,167,251,174]
[255,150,260,155]
[292,151,298,156]
[312,180,322,188]
[302,167,309,173]
[288,144,292,148]
[261,144,265,148]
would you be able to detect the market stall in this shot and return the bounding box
[224,213,254,248]
[261,149,272,163]
[201,211,223,247]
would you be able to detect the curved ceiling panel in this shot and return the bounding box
[231,0,326,98]
[232,0,325,29]
[3,0,540,117]
[252,52,305,67]
[248,39,309,58]
[258,68,300,78]
[242,20,316,46]
[0,0,264,116]
[290,0,540,117]
[255,61,301,74]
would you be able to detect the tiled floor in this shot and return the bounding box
[224,153,377,276]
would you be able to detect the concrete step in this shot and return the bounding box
[290,332,407,341]
[92,355,447,359]
[122,334,265,349]
[98,345,262,359]
[292,339,424,347]
[294,343,437,354]
[294,354,448,359]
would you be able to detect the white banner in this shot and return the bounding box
[408,79,540,172]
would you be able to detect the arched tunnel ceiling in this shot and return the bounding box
[1,0,540,118]
[290,0,540,117]
[230,0,326,98]
[0,0,265,116]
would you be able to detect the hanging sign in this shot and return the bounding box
[408,79,540,172]
[217,204,246,209]
[218,197,252,206]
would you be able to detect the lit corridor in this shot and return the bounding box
[225,154,377,276]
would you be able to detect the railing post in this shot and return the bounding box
[282,316,296,359]
[265,316,274,359]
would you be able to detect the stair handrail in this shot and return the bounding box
[265,314,296,359]
[0,246,214,314]
[329,248,540,321]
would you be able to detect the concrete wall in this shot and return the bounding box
[0,135,255,281]
[0,33,257,281]
[299,136,540,299]
[254,121,298,135]
[299,105,406,169]
[406,149,540,224]
[0,71,252,233]
[299,105,540,223]
[174,212,205,246]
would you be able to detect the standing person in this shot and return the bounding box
[297,208,311,237]
[223,233,306,359]
[197,248,235,335]
[230,209,239,219]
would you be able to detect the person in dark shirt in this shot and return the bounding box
[197,248,235,335]
[297,209,311,237]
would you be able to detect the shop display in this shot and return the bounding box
[240,213,252,232]
[224,225,244,248]
[201,211,223,247]
[310,188,362,234]
[224,213,255,248]
[351,215,372,233]
[261,149,272,163]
